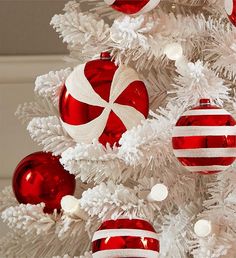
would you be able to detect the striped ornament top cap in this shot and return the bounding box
[92,218,159,258]
[104,0,160,15]
[172,98,236,175]
[225,0,236,26]
[59,52,149,147]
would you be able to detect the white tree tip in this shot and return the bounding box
[61,195,79,213]
[148,183,169,202]
[164,43,183,61]
[194,219,212,237]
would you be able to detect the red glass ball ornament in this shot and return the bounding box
[92,218,159,257]
[12,152,76,213]
[172,99,236,175]
[225,0,236,26]
[104,0,160,15]
[59,53,149,147]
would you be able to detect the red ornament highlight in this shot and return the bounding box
[12,152,76,213]
[92,218,159,257]
[59,53,149,147]
[104,0,160,15]
[172,99,236,175]
[225,0,236,26]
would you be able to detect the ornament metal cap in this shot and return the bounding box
[100,51,111,60]
[199,98,211,106]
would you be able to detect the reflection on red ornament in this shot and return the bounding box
[59,52,149,147]
[104,0,160,15]
[225,0,236,26]
[172,99,236,174]
[12,152,76,213]
[92,218,159,257]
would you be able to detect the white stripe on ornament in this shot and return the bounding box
[134,0,160,15]
[92,229,158,242]
[185,165,231,172]
[92,249,159,258]
[112,103,145,130]
[66,63,108,108]
[104,0,116,5]
[110,65,142,103]
[60,108,110,144]
[173,148,236,157]
[183,109,230,116]
[172,126,236,137]
[225,0,233,15]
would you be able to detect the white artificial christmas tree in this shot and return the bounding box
[1,0,236,257]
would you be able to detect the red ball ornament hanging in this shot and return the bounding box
[104,0,160,15]
[12,152,76,213]
[225,0,236,26]
[92,218,159,257]
[172,99,236,175]
[59,52,149,147]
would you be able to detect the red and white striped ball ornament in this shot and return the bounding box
[104,0,160,15]
[225,0,236,26]
[172,99,236,175]
[59,52,149,147]
[92,218,159,257]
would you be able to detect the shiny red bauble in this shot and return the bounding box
[172,99,236,175]
[12,152,76,213]
[92,218,159,257]
[104,0,160,15]
[225,0,236,26]
[59,53,149,147]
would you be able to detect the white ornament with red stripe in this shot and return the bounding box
[225,0,236,26]
[104,0,160,15]
[92,218,159,257]
[172,99,236,175]
[59,52,149,147]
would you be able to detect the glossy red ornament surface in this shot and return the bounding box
[225,0,236,26]
[109,0,149,14]
[92,218,159,256]
[105,0,160,15]
[12,152,76,213]
[172,99,236,174]
[59,54,149,147]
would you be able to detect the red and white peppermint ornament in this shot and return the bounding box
[172,99,236,175]
[59,53,149,147]
[225,0,236,26]
[104,0,160,15]
[92,218,159,257]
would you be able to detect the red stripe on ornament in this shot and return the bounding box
[172,136,236,149]
[59,84,98,125]
[84,59,118,103]
[189,169,221,175]
[92,237,159,253]
[176,115,236,127]
[97,219,156,232]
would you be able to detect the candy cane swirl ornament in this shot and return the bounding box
[172,99,236,175]
[92,218,159,257]
[59,53,149,146]
[104,0,160,15]
[225,0,236,26]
